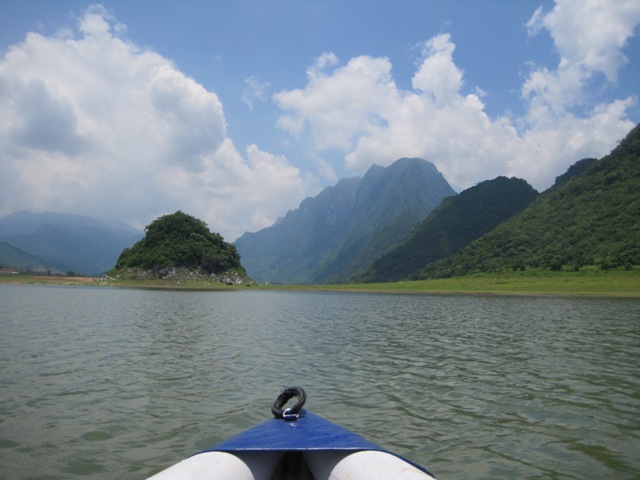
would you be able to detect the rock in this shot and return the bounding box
[110,267,255,286]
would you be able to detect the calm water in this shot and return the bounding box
[1,285,639,479]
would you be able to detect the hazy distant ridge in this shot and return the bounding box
[0,211,143,275]
[235,158,456,283]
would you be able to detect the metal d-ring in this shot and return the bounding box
[282,407,298,420]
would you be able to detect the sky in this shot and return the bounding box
[1,0,639,241]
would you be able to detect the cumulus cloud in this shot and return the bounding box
[275,53,397,150]
[274,2,638,191]
[274,34,523,188]
[527,0,640,83]
[412,34,464,104]
[523,0,640,119]
[0,5,305,240]
[1,1,638,242]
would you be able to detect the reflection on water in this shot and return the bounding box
[1,286,639,479]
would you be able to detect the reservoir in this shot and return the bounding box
[1,285,639,479]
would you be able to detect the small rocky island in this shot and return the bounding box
[109,211,253,285]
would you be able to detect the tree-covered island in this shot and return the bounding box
[110,211,253,285]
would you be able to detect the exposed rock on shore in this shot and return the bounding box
[110,267,255,286]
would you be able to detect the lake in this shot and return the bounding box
[1,285,639,479]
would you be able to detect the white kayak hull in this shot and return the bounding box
[149,449,435,480]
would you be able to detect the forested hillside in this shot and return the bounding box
[360,177,538,282]
[418,124,640,278]
[114,211,246,276]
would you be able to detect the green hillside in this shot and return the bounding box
[360,177,538,282]
[419,124,640,278]
[114,211,245,275]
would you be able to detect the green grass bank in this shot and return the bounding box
[1,269,638,297]
[261,269,640,297]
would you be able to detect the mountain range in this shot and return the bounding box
[235,158,456,283]
[237,124,638,283]
[359,176,539,282]
[2,125,637,281]
[0,211,143,275]
[417,124,640,277]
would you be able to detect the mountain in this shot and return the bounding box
[235,158,456,283]
[234,177,360,284]
[0,241,46,271]
[311,158,456,283]
[551,157,598,189]
[360,176,539,282]
[419,124,640,277]
[0,211,143,275]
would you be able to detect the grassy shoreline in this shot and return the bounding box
[1,269,638,297]
[264,270,640,297]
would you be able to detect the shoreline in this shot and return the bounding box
[1,270,638,298]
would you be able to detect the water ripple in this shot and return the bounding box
[1,287,639,479]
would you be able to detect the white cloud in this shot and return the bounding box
[526,6,546,37]
[274,34,526,189]
[527,0,640,83]
[412,33,463,104]
[1,1,638,244]
[0,6,306,241]
[523,0,640,116]
[307,52,339,79]
[274,54,397,151]
[274,4,638,191]
[515,0,640,186]
[242,76,271,109]
[156,140,307,237]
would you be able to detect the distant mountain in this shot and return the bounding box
[0,241,46,271]
[311,158,456,283]
[0,211,143,275]
[360,176,539,282]
[235,158,456,283]
[419,124,640,277]
[234,177,360,284]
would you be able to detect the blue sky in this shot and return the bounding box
[1,0,639,240]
